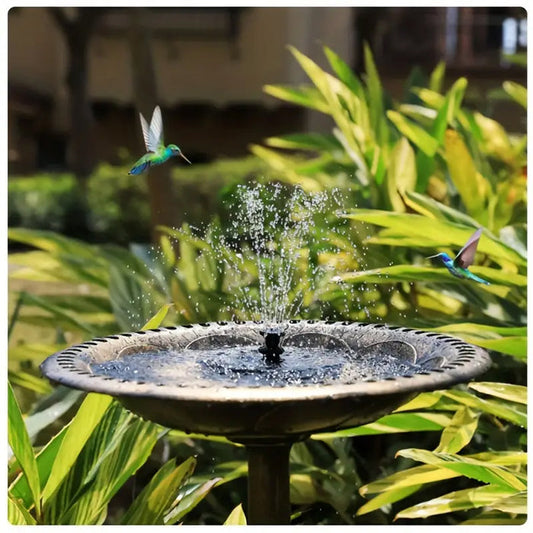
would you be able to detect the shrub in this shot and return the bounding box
[8,156,270,245]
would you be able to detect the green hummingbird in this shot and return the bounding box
[129,105,191,175]
[427,228,490,285]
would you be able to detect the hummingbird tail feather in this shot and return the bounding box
[128,161,150,175]
[469,273,490,285]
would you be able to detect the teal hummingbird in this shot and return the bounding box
[129,105,191,175]
[427,228,490,285]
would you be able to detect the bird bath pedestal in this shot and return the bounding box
[41,320,490,525]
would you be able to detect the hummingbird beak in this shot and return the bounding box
[426,254,441,260]
[180,152,192,165]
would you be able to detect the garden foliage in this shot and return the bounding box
[8,45,526,524]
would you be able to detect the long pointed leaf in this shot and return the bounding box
[8,382,41,517]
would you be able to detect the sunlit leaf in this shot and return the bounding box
[8,369,52,395]
[434,407,478,454]
[121,457,196,525]
[263,84,330,114]
[387,110,439,156]
[487,491,527,514]
[395,484,516,519]
[41,393,112,504]
[468,382,526,405]
[441,389,527,428]
[357,484,422,516]
[224,503,247,525]
[385,137,416,211]
[8,382,41,517]
[396,449,526,491]
[141,303,172,330]
[165,478,222,525]
[313,412,452,439]
[502,81,527,109]
[444,130,489,220]
[8,494,37,525]
[343,210,526,266]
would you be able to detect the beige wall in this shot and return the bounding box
[8,8,61,95]
[9,7,355,109]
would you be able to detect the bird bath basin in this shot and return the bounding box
[41,320,490,524]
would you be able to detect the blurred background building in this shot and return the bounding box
[8,6,527,175]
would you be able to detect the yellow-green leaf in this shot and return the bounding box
[313,412,452,439]
[122,457,197,525]
[434,407,479,454]
[41,393,112,503]
[357,485,422,516]
[8,494,37,525]
[8,382,41,517]
[385,137,416,211]
[142,303,172,330]
[444,130,489,220]
[468,382,527,405]
[397,449,527,491]
[396,484,516,519]
[387,110,439,156]
[224,503,247,525]
[488,491,527,514]
[503,81,527,109]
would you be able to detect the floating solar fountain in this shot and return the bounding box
[41,184,490,524]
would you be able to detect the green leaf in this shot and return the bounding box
[468,382,526,405]
[336,264,522,289]
[360,451,526,499]
[402,190,481,227]
[429,61,446,93]
[8,494,37,525]
[502,81,527,109]
[396,484,517,519]
[462,510,526,525]
[25,388,84,441]
[342,209,526,266]
[434,407,479,454]
[363,42,385,142]
[41,393,113,504]
[165,478,222,525]
[224,503,247,525]
[385,137,416,211]
[141,303,172,330]
[312,412,452,439]
[443,130,489,220]
[396,449,527,491]
[488,491,527,514]
[324,46,364,99]
[387,110,439,156]
[357,485,422,516]
[10,424,68,509]
[57,418,161,524]
[263,84,330,113]
[430,324,527,359]
[19,292,96,334]
[265,132,342,152]
[441,389,527,428]
[8,382,41,517]
[121,457,196,525]
[8,369,52,395]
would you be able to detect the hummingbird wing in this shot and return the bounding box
[139,105,164,152]
[453,228,483,268]
[149,105,164,149]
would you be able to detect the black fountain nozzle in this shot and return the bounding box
[258,328,285,364]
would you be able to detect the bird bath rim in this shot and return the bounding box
[40,320,491,403]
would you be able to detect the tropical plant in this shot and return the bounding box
[8,44,526,524]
